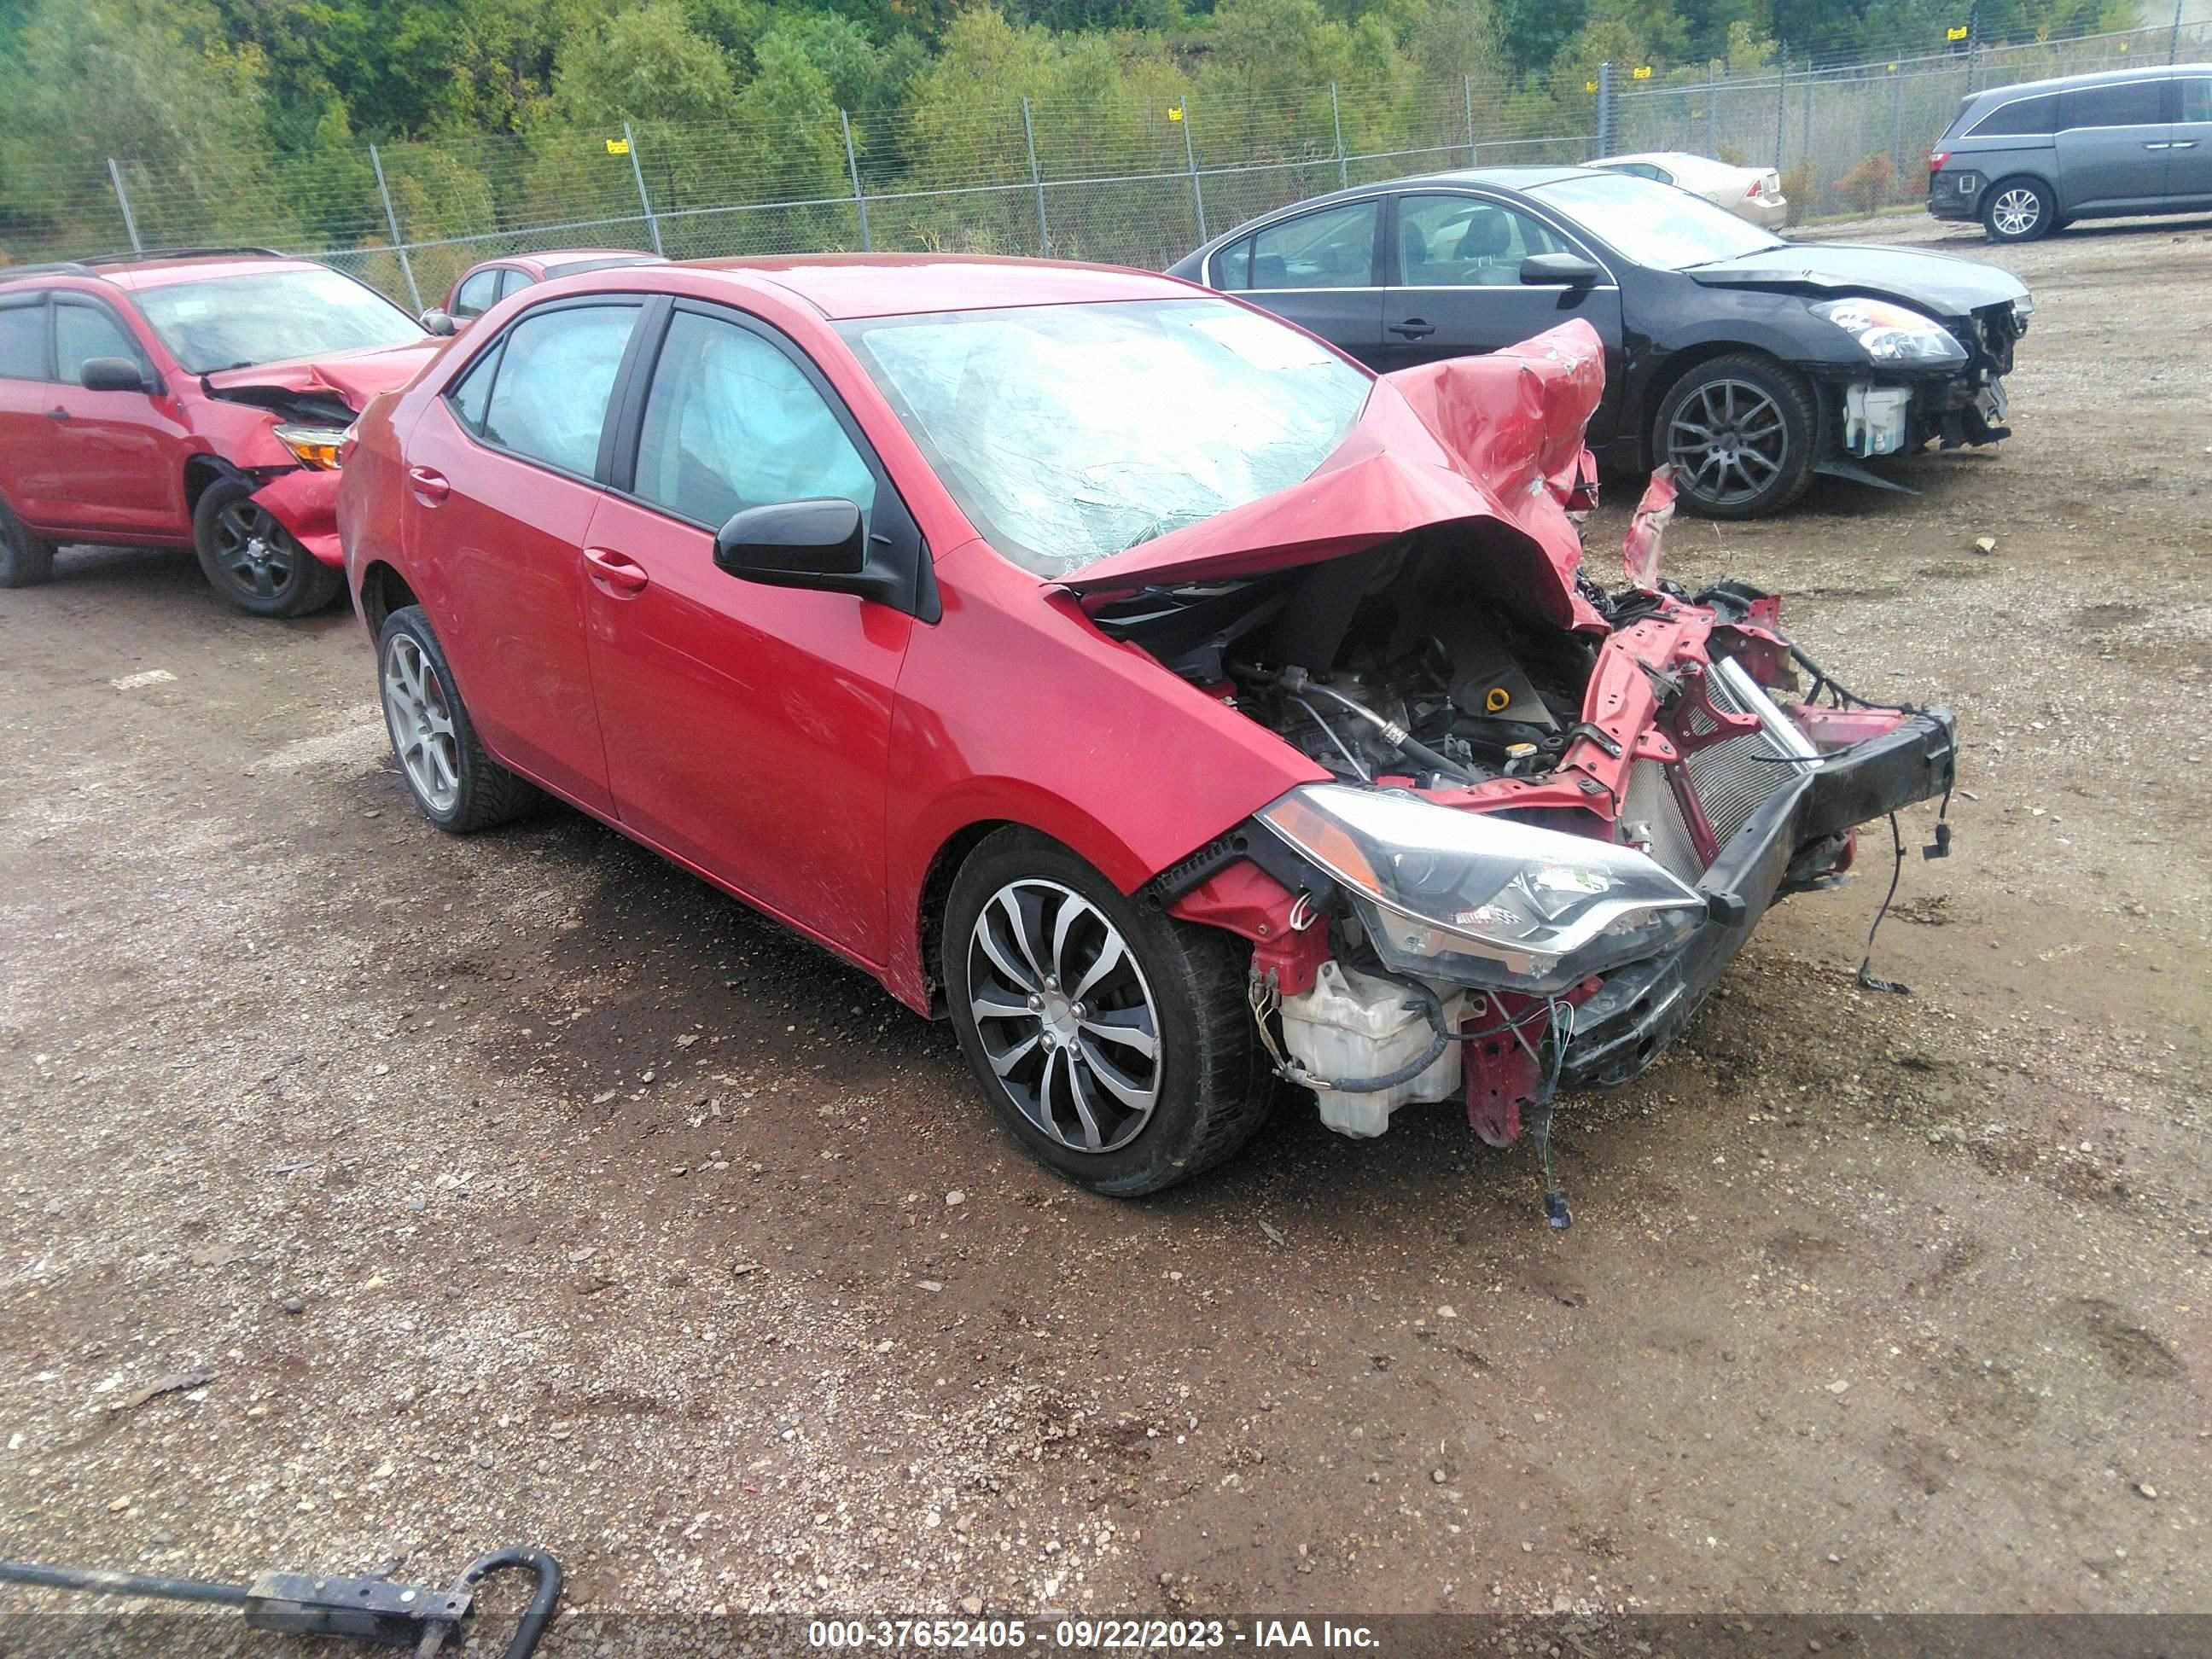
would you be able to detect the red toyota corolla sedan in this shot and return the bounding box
[337,256,1956,1204]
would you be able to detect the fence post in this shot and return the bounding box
[1179,104,1206,245]
[624,121,664,256]
[2173,0,2185,63]
[1595,62,1613,158]
[105,159,143,255]
[1464,74,1477,166]
[1889,67,1906,178]
[840,110,870,252]
[1021,98,1050,257]
[1773,49,1788,174]
[1330,83,1349,189]
[368,145,423,313]
[1802,67,1815,189]
[1708,68,1719,156]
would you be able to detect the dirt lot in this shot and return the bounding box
[2,212,2208,1634]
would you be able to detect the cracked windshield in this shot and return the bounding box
[841,298,1371,577]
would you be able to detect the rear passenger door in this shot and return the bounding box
[2056,78,2172,207]
[1210,198,1385,364]
[2172,74,2212,201]
[0,294,55,524]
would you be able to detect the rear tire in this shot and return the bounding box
[0,498,55,588]
[376,604,540,833]
[1653,354,1817,520]
[943,829,1273,1196]
[192,477,342,617]
[1982,177,2053,242]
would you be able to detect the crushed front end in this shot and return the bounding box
[1095,324,1957,1214]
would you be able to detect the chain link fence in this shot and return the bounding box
[3,14,2207,300]
[1615,19,2212,224]
[0,72,1590,308]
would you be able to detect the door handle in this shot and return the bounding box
[2170,140,2200,149]
[582,545,650,597]
[406,466,450,506]
[1388,318,1437,340]
[2141,140,2172,149]
[44,407,70,422]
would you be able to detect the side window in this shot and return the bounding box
[1612,161,1667,182]
[0,298,47,379]
[1246,201,1380,291]
[55,302,143,385]
[2180,79,2211,124]
[446,339,504,435]
[2061,80,2165,130]
[1970,93,2062,136]
[632,309,877,531]
[498,268,535,300]
[451,268,502,320]
[477,304,639,476]
[1396,195,1572,287]
[1214,236,1254,292]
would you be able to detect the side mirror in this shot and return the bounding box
[713,498,901,606]
[1521,253,1602,288]
[419,308,456,336]
[79,356,148,393]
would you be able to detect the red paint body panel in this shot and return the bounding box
[333,259,1838,1025]
[0,257,431,560]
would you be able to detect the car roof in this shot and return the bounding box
[1963,60,2209,106]
[0,248,323,294]
[1182,166,1605,254]
[643,254,1201,320]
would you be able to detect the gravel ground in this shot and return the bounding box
[1,213,2207,1639]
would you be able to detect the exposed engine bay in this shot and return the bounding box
[1109,471,1958,1227]
[1094,529,1598,792]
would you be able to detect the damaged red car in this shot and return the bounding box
[337,257,1956,1203]
[0,249,433,614]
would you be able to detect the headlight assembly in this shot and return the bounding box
[1810,297,1967,365]
[272,422,350,470]
[1256,784,1708,995]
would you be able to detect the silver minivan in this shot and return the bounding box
[1927,63,2212,242]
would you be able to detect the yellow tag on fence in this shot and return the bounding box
[1946,25,1968,41]
[1632,64,1653,79]
[1168,107,1184,121]
[606,137,631,155]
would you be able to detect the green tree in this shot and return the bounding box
[551,0,737,128]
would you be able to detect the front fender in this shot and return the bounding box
[251,468,344,568]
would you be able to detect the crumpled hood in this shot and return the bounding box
[202,341,440,412]
[1685,243,2028,317]
[1059,320,1608,633]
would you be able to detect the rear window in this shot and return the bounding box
[2061,79,2166,129]
[1970,92,2061,137]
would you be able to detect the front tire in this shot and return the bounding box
[943,830,1274,1196]
[376,604,540,833]
[1982,177,2053,243]
[0,498,56,588]
[192,477,342,617]
[1655,354,1817,520]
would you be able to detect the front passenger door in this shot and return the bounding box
[579,303,918,964]
[1377,193,1625,434]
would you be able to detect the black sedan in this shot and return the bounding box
[1166,167,2034,518]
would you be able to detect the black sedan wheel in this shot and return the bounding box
[943,828,1274,1196]
[1655,355,1816,520]
[1982,178,2052,243]
[191,478,342,618]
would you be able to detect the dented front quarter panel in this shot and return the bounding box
[251,467,345,568]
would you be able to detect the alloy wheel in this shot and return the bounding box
[209,499,297,599]
[1665,378,1788,509]
[1990,188,2040,239]
[382,633,462,814]
[965,879,1161,1154]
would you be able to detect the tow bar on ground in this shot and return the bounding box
[0,1545,562,1656]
